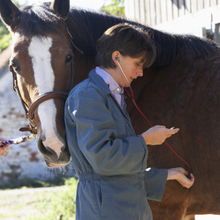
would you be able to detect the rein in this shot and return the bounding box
[124,87,192,175]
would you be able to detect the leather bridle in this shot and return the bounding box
[10,61,74,134]
[9,17,83,135]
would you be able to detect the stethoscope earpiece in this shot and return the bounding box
[116,57,130,87]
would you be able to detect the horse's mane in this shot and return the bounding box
[17,3,61,36]
[66,8,124,56]
[151,30,220,69]
[19,2,220,70]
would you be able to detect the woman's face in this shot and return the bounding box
[114,55,145,87]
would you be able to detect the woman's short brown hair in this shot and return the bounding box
[96,23,156,69]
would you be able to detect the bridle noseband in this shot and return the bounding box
[10,61,74,134]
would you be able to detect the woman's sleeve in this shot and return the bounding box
[144,167,168,201]
[66,87,148,176]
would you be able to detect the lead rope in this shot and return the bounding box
[0,133,36,147]
[124,87,192,177]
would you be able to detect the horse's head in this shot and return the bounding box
[0,0,73,167]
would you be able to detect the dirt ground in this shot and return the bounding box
[0,187,220,220]
[0,187,62,220]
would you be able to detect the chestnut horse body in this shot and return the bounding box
[1,0,220,219]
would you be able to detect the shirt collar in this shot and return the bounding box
[95,67,124,94]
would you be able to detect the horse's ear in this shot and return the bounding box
[0,0,20,27]
[50,0,70,19]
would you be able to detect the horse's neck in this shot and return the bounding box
[73,53,96,86]
[126,68,157,114]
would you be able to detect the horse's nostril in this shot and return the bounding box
[37,138,49,155]
[38,138,57,156]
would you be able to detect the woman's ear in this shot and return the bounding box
[112,51,121,66]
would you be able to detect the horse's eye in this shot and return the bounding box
[10,60,20,72]
[11,63,17,68]
[65,54,73,64]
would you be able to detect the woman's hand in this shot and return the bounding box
[141,125,179,145]
[167,167,195,188]
[0,137,9,156]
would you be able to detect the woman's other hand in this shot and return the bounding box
[167,167,195,188]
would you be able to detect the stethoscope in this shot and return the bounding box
[116,57,192,178]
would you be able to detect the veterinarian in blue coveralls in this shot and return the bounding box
[64,24,195,220]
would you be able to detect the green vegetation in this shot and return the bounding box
[25,178,77,220]
[0,177,78,220]
[0,1,22,52]
[0,20,11,52]
[0,173,69,189]
[101,0,125,17]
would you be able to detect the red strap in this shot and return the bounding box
[124,87,192,174]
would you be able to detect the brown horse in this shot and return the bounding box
[1,0,220,219]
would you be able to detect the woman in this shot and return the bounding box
[64,24,194,220]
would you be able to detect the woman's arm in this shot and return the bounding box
[65,87,148,176]
[144,167,194,202]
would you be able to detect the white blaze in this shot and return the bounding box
[28,36,63,158]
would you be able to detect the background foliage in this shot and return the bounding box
[0,20,11,52]
[0,1,21,52]
[25,178,77,220]
[101,0,125,17]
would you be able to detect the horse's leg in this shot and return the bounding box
[150,204,196,220]
[148,181,192,220]
[149,200,187,220]
[183,215,195,220]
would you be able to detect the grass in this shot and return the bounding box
[0,178,78,220]
[25,178,77,220]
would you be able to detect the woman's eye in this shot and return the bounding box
[65,54,73,63]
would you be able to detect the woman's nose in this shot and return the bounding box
[137,69,143,77]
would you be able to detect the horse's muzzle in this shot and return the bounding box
[37,138,71,167]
